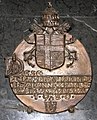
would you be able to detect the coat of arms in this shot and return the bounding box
[23,2,77,70]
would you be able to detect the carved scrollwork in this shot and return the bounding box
[23,46,35,68]
[65,47,77,68]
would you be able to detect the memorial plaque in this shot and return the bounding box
[5,2,92,113]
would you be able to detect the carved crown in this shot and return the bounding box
[42,2,59,27]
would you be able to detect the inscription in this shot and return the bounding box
[10,71,91,101]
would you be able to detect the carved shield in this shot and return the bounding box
[35,34,65,70]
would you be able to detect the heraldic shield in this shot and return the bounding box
[35,34,65,71]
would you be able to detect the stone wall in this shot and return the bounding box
[0,0,97,120]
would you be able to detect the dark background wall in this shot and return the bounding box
[0,0,97,120]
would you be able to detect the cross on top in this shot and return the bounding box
[48,2,52,7]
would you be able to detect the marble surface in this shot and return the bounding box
[0,0,97,120]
